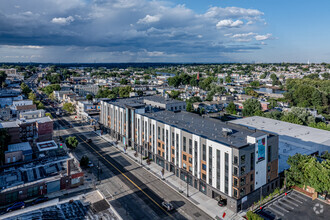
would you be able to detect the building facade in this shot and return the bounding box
[100,96,279,212]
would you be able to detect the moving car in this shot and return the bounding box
[161,201,174,211]
[6,202,25,212]
[32,197,48,205]
[86,138,92,143]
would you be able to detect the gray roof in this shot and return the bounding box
[141,110,266,148]
[144,96,185,104]
[6,142,32,153]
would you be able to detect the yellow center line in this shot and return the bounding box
[51,110,173,218]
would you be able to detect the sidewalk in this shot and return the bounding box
[97,133,245,220]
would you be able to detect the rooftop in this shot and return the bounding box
[37,140,58,152]
[6,142,32,153]
[231,116,330,147]
[140,110,266,148]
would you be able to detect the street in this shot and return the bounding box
[46,105,213,220]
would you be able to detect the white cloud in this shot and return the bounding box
[255,33,272,41]
[137,15,160,24]
[205,7,263,20]
[51,16,74,25]
[216,19,243,28]
[232,32,256,38]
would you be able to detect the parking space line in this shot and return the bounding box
[278,200,294,210]
[266,206,284,217]
[272,202,290,213]
[288,195,303,204]
[292,192,308,201]
[281,198,299,207]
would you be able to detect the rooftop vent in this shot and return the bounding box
[222,128,233,137]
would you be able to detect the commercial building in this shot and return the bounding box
[74,84,99,96]
[5,142,33,164]
[19,109,45,119]
[100,96,279,212]
[231,116,330,173]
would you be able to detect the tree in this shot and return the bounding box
[0,129,10,164]
[186,102,193,112]
[80,156,89,168]
[119,86,132,98]
[242,99,261,116]
[136,90,143,96]
[28,92,37,102]
[168,90,181,100]
[226,102,237,115]
[63,103,75,114]
[86,94,93,101]
[120,78,128,85]
[66,136,79,149]
[21,82,32,96]
[45,112,53,119]
[260,73,267,79]
[37,102,45,109]
[250,81,260,87]
[270,73,280,86]
[0,71,7,88]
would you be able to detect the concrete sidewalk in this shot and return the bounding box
[97,133,245,220]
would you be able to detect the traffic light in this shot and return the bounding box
[60,143,63,148]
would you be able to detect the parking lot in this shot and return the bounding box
[256,191,329,220]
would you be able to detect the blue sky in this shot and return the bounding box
[0,0,329,63]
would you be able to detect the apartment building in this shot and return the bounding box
[100,96,279,212]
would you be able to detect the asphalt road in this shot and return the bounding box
[47,106,213,220]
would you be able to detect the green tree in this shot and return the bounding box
[168,90,181,100]
[226,102,237,115]
[0,71,7,88]
[250,81,260,87]
[80,156,89,168]
[21,82,32,96]
[86,94,93,101]
[260,73,267,79]
[120,78,128,85]
[0,129,10,164]
[119,86,132,98]
[242,99,261,116]
[37,102,45,109]
[186,102,193,112]
[66,136,79,149]
[45,112,53,119]
[136,90,143,96]
[28,92,37,102]
[63,103,75,114]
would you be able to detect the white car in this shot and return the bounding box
[161,201,174,211]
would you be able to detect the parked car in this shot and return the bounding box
[161,201,174,211]
[217,198,227,207]
[88,161,94,168]
[6,202,25,212]
[32,197,48,205]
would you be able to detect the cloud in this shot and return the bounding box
[255,33,272,41]
[51,16,74,25]
[137,15,160,24]
[232,32,256,38]
[216,19,243,28]
[0,0,271,62]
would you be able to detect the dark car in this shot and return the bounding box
[32,197,48,205]
[6,202,25,212]
[86,138,92,143]
[218,198,227,207]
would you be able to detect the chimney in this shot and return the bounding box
[67,159,73,176]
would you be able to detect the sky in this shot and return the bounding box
[0,0,329,63]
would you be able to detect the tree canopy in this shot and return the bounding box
[242,99,262,116]
[66,136,79,149]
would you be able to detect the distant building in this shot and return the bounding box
[0,107,11,121]
[19,109,45,119]
[74,84,99,96]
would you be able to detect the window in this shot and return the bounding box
[189,166,192,172]
[268,145,271,162]
[241,155,245,164]
[162,144,164,149]
[251,152,254,170]
[183,163,186,168]
[202,164,206,171]
[172,132,174,146]
[158,150,161,155]
[234,189,238,198]
[202,173,206,181]
[158,127,160,139]
[250,173,254,181]
[240,177,246,186]
[158,142,161,148]
[250,184,254,192]
[268,165,271,172]
[183,154,187,161]
[176,134,179,149]
[189,139,192,155]
[234,156,238,164]
[189,157,192,163]
[202,144,206,161]
[234,167,238,176]
[172,149,175,155]
[234,178,238,187]
[162,128,165,141]
[183,137,187,152]
[240,188,246,197]
[240,166,245,175]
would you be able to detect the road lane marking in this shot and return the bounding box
[281,198,299,207]
[272,202,289,213]
[292,192,308,201]
[278,200,294,210]
[287,195,303,204]
[266,206,284,217]
[51,112,173,219]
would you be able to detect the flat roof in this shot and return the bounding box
[141,110,265,148]
[37,140,58,151]
[231,116,330,147]
[6,142,32,153]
